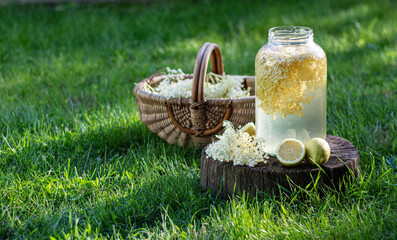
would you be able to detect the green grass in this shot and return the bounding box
[0,0,396,238]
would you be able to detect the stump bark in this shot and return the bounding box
[200,135,360,198]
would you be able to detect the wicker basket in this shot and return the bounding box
[134,42,255,147]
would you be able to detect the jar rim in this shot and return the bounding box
[269,26,313,44]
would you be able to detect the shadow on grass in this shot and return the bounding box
[1,114,208,238]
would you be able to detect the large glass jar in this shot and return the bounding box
[255,26,327,154]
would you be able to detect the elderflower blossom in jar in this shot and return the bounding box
[255,26,327,154]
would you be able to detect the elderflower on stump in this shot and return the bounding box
[205,121,269,167]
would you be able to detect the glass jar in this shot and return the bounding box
[255,26,327,154]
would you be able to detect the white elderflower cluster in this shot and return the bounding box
[155,68,192,98]
[146,68,250,99]
[205,121,268,167]
[255,48,327,118]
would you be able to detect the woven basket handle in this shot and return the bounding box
[167,43,232,137]
[192,43,224,102]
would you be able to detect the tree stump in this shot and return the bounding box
[200,135,360,198]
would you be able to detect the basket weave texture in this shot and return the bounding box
[134,43,255,147]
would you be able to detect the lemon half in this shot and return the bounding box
[276,138,305,167]
[240,122,256,136]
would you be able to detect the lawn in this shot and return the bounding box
[0,0,396,239]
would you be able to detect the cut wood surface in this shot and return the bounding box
[200,135,360,198]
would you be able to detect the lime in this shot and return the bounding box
[305,138,331,166]
[276,138,305,167]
